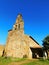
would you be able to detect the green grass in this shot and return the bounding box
[0,57,11,65]
[23,59,49,65]
[0,57,26,65]
[0,57,49,65]
[11,57,26,62]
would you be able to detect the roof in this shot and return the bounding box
[29,36,42,48]
[29,36,39,45]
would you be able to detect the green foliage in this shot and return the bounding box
[43,35,49,44]
[43,35,49,50]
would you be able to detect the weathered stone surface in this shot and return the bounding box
[0,45,4,56]
[4,14,41,58]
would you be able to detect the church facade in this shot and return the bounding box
[4,14,42,58]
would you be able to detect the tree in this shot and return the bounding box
[43,35,49,50]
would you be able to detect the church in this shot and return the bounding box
[3,14,42,58]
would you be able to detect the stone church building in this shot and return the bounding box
[3,14,42,59]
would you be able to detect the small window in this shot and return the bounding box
[15,25,17,30]
[15,28,16,30]
[15,25,17,28]
[18,24,20,30]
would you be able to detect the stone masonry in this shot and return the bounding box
[4,14,41,58]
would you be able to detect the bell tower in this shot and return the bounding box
[13,14,24,34]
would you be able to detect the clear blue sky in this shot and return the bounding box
[0,0,49,46]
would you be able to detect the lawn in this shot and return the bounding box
[0,57,49,65]
[0,57,26,65]
[23,59,49,65]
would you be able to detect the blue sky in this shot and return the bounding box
[0,0,49,46]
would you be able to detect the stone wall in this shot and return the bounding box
[5,31,30,58]
[0,45,4,56]
[4,14,41,59]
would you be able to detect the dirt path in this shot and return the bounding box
[8,59,38,65]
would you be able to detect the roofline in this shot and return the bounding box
[29,36,40,45]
